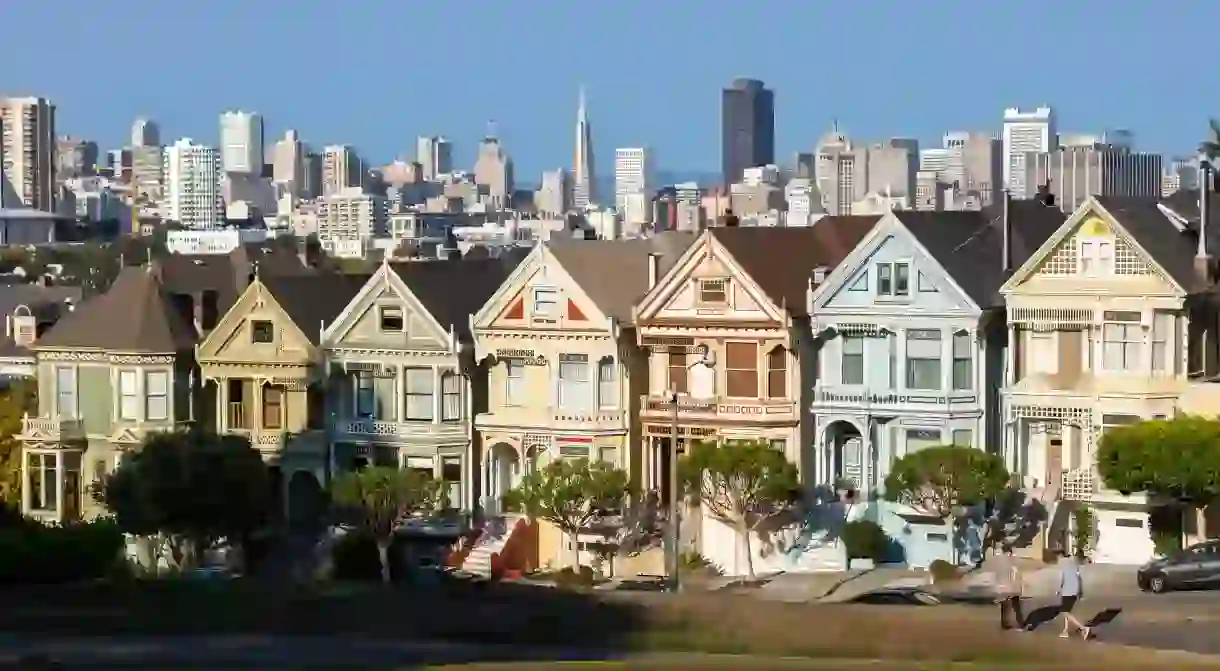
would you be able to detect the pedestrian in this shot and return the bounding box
[994,544,1025,631]
[1056,549,1091,640]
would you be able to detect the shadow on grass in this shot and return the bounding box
[1023,602,1124,632]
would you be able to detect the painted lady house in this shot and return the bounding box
[630,220,878,575]
[807,201,1063,567]
[469,233,694,574]
[321,253,525,517]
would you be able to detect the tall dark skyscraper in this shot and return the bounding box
[721,78,775,187]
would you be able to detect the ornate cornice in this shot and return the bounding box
[328,347,457,360]
[39,351,177,365]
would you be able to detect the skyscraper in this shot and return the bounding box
[416,136,453,181]
[721,78,774,187]
[1,96,57,212]
[572,87,596,209]
[131,117,161,147]
[163,138,222,229]
[1002,107,1056,198]
[219,110,264,175]
[614,147,652,210]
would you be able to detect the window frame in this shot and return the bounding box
[597,357,617,409]
[841,335,864,385]
[404,366,436,421]
[1101,313,1143,373]
[905,329,943,390]
[441,371,461,421]
[118,369,140,420]
[667,348,688,394]
[505,359,524,405]
[766,347,786,398]
[875,261,912,298]
[698,278,729,305]
[1152,311,1172,374]
[262,384,284,430]
[55,365,76,419]
[27,451,58,512]
[532,288,558,319]
[355,371,375,418]
[1079,239,1115,277]
[557,354,591,412]
[951,331,973,391]
[378,305,405,332]
[724,341,759,398]
[251,320,275,343]
[145,370,169,421]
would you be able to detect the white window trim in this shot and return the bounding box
[55,365,78,420]
[118,369,141,421]
[875,259,913,300]
[1101,318,1143,374]
[840,334,865,386]
[1078,238,1115,277]
[697,278,730,306]
[145,370,170,421]
[441,371,462,421]
[597,357,617,409]
[532,287,559,319]
[557,355,592,412]
[505,359,524,406]
[378,304,405,333]
[25,449,60,513]
[403,366,436,422]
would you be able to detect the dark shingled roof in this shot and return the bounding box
[548,231,696,320]
[894,199,1066,307]
[37,267,197,353]
[391,250,528,340]
[1094,196,1220,293]
[710,216,882,316]
[259,273,372,345]
[0,284,82,359]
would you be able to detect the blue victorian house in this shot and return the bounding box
[806,201,1064,567]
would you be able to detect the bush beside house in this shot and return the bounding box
[0,510,126,583]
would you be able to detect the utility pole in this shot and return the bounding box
[667,387,681,593]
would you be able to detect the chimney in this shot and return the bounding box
[1197,160,1214,282]
[647,252,660,289]
[1002,189,1013,273]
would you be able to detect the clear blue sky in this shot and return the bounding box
[3,1,1216,178]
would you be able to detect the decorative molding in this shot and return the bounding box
[328,347,456,360]
[39,350,177,364]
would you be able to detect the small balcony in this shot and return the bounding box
[639,394,797,424]
[474,407,627,433]
[335,417,466,442]
[812,386,979,410]
[19,415,86,443]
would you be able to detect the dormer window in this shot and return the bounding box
[1079,240,1114,276]
[876,262,910,297]
[251,320,274,343]
[699,279,729,304]
[533,288,558,319]
[379,306,404,332]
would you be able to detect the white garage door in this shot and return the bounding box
[1092,510,1154,565]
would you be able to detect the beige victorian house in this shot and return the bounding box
[1000,195,1220,564]
[321,255,524,514]
[18,266,199,522]
[196,272,368,521]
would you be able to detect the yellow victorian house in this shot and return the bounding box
[467,233,694,572]
[196,271,369,522]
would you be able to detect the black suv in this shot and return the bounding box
[1137,540,1220,593]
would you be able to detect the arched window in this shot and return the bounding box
[767,346,787,398]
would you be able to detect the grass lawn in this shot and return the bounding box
[0,580,1215,668]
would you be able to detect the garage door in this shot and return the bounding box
[1092,511,1154,565]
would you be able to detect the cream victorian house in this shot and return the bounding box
[196,271,368,522]
[1000,194,1220,565]
[321,254,525,514]
[18,266,199,522]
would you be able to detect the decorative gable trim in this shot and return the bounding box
[322,261,454,351]
[472,243,612,335]
[471,244,545,329]
[321,262,395,346]
[999,196,1185,295]
[567,299,587,321]
[196,280,314,363]
[808,213,895,310]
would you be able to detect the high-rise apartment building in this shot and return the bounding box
[219,111,264,175]
[572,87,596,209]
[130,145,164,204]
[56,137,98,182]
[1002,107,1056,198]
[614,147,652,211]
[272,130,305,197]
[316,186,387,240]
[416,136,453,181]
[1,96,57,211]
[535,169,570,217]
[322,145,362,196]
[474,136,513,207]
[131,118,160,147]
[721,78,775,187]
[1025,144,1162,212]
[163,138,222,229]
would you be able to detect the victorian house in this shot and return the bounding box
[1000,193,1220,565]
[807,202,1063,567]
[321,253,525,515]
[18,266,198,522]
[470,233,693,569]
[196,271,368,521]
[631,221,877,572]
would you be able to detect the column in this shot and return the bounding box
[216,379,226,432]
[396,364,405,425]
[21,450,31,514]
[432,365,442,425]
[895,328,907,390]
[1004,325,1016,385]
[54,452,64,522]
[252,379,263,431]
[1144,309,1155,375]
[941,328,953,392]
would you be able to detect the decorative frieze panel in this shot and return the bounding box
[40,351,176,365]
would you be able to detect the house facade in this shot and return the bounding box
[808,205,1063,567]
[322,256,523,513]
[1000,195,1220,565]
[18,267,198,522]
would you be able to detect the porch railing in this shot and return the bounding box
[227,402,251,430]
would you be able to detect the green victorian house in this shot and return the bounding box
[17,266,200,523]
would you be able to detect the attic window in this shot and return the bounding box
[698,279,729,305]
[379,306,404,332]
[251,320,274,343]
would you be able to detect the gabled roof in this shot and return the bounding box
[1094,196,1218,292]
[37,266,197,353]
[547,231,696,321]
[259,273,371,345]
[894,200,1065,307]
[710,217,881,316]
[157,243,318,318]
[390,250,528,340]
[1159,188,1220,225]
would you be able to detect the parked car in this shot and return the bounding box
[1137,540,1220,593]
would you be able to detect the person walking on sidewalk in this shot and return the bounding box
[994,545,1025,631]
[1056,550,1091,640]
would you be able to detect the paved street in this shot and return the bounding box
[1013,591,1220,654]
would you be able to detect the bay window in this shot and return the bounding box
[906,329,942,390]
[404,367,435,421]
[119,370,139,420]
[951,332,973,390]
[441,372,461,421]
[725,342,759,397]
[145,371,169,420]
[505,359,524,405]
[597,357,616,408]
[841,335,864,385]
[27,452,57,512]
[558,354,591,411]
[1102,311,1142,372]
[55,366,76,419]
[766,347,786,398]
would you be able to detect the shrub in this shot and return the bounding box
[928,559,959,583]
[551,565,596,588]
[1070,505,1096,558]
[1148,505,1184,557]
[0,516,125,584]
[842,520,889,564]
[331,531,383,581]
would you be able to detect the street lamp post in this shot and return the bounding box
[667,386,681,593]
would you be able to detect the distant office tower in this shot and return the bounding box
[131,117,161,147]
[1025,144,1161,212]
[322,145,363,196]
[1163,157,1199,196]
[219,110,264,175]
[317,187,388,240]
[56,137,98,182]
[474,135,513,206]
[1,96,57,211]
[572,87,596,209]
[866,138,918,203]
[416,136,452,181]
[107,148,132,183]
[302,151,322,200]
[535,169,570,217]
[921,132,1004,210]
[1002,107,1056,198]
[721,78,775,187]
[614,147,652,211]
[130,145,165,204]
[163,138,222,228]
[272,130,305,197]
[794,152,815,180]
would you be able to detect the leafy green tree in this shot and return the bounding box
[502,458,632,570]
[884,445,1009,560]
[330,466,447,582]
[99,429,272,572]
[1200,119,1220,165]
[1097,415,1220,544]
[680,439,800,580]
[0,381,37,505]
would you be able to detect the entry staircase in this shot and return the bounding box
[460,515,519,576]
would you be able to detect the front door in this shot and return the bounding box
[1046,437,1063,493]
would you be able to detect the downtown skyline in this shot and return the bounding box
[4,2,1219,175]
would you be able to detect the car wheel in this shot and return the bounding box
[1150,576,1168,593]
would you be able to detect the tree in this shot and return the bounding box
[680,439,800,580]
[884,445,1009,562]
[1097,415,1220,544]
[330,466,447,582]
[99,429,272,572]
[1200,119,1220,166]
[0,381,37,505]
[502,458,632,570]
